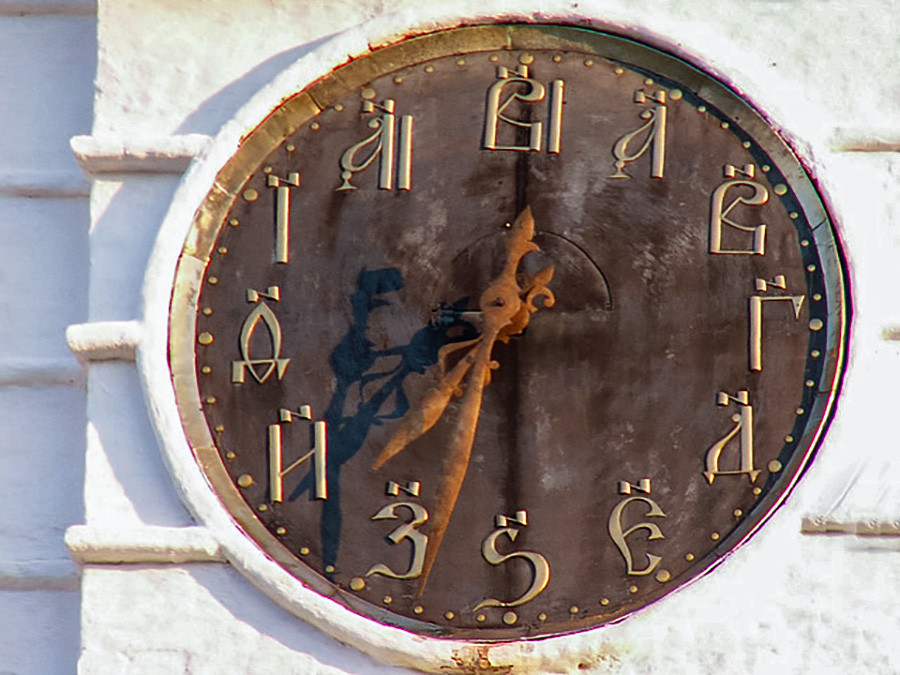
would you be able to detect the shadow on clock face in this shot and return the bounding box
[289,267,478,568]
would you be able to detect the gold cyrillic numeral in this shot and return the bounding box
[608,480,666,576]
[610,89,668,179]
[268,405,327,502]
[483,65,564,153]
[709,164,768,255]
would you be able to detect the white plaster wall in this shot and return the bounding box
[5,0,891,673]
[0,6,95,675]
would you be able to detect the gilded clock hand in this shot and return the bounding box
[372,206,555,593]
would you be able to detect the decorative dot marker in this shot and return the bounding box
[629,585,638,594]
[456,58,466,66]
[813,293,822,301]
[201,366,211,374]
[310,122,320,130]
[584,58,594,67]
[424,65,434,73]
[360,87,376,100]
[286,144,295,152]
[552,55,562,63]
[806,379,816,387]
[698,105,707,113]
[334,103,344,112]
[242,189,258,202]
[643,78,653,86]
[299,547,310,556]
[801,239,810,247]
[519,53,534,65]
[733,509,744,519]
[198,331,214,345]
[670,89,683,100]
[742,140,752,148]
[600,598,610,606]
[809,318,823,331]
[807,264,817,272]
[393,75,404,84]
[258,504,268,512]
[502,611,517,625]
[225,452,235,460]
[753,487,762,496]
[229,218,239,227]
[790,212,799,219]
[721,121,730,129]
[444,611,455,620]
[350,577,365,591]
[202,307,213,316]
[475,613,485,622]
[710,532,720,541]
[811,350,821,358]
[538,612,548,621]
[414,606,425,615]
[685,553,695,562]
[774,184,788,196]
[796,407,805,415]
[655,569,671,583]
[762,165,771,172]
[205,396,216,405]
[569,606,579,615]
[217,246,228,255]
[489,54,499,62]
[324,565,335,574]
[383,596,393,605]
[263,166,273,174]
[614,66,624,75]
[207,276,219,285]
[275,527,287,535]
[768,459,783,473]
[214,425,225,432]
[785,435,795,443]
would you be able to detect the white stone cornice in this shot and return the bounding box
[831,127,900,153]
[0,557,79,591]
[0,356,83,387]
[66,320,141,364]
[801,516,900,536]
[0,171,89,198]
[0,0,95,16]
[70,134,212,176]
[65,525,225,564]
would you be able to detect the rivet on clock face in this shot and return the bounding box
[811,350,821,358]
[361,87,376,100]
[697,105,707,113]
[552,55,562,63]
[299,547,309,556]
[808,319,824,333]
[643,77,653,85]
[333,103,344,111]
[655,569,671,583]
[753,487,762,496]
[456,58,466,66]
[236,474,253,488]
[414,606,425,615]
[629,585,638,594]
[225,452,235,460]
[263,166,273,174]
[768,460,783,473]
[774,183,788,195]
[801,239,810,247]
[720,121,730,129]
[382,596,392,605]
[275,527,287,536]
[807,264,817,272]
[424,65,434,73]
[733,509,743,519]
[614,66,624,75]
[204,396,216,405]
[685,553,695,562]
[806,379,816,387]
[762,164,771,172]
[600,598,610,606]
[569,606,579,614]
[349,577,365,591]
[790,211,799,219]
[202,307,212,316]
[201,365,211,374]
[669,89,683,100]
[742,140,751,148]
[393,75,404,84]
[785,435,795,443]
[217,246,228,255]
[796,407,805,415]
[286,144,295,152]
[710,532,720,541]
[214,425,224,433]
[813,293,822,301]
[207,276,219,285]
[519,53,534,65]
[502,611,517,625]
[257,504,268,512]
[538,612,548,621]
[310,122,320,130]
[489,54,499,62]
[228,218,239,227]
[324,565,335,573]
[444,611,455,620]
[584,58,594,67]
[242,189,258,202]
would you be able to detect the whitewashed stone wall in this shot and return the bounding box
[0,1,897,673]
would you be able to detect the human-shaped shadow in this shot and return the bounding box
[289,268,476,571]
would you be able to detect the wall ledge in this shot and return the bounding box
[0,0,95,16]
[801,516,900,536]
[0,170,89,198]
[0,356,83,388]
[831,127,900,153]
[0,557,79,591]
[66,320,141,364]
[70,135,212,175]
[65,525,225,564]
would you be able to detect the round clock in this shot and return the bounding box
[163,24,847,643]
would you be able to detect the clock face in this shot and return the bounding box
[169,25,847,640]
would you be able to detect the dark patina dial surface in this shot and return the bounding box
[170,25,846,640]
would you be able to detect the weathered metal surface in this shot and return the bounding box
[169,25,847,640]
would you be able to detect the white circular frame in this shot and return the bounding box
[139,10,846,673]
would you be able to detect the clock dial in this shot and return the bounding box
[169,25,846,640]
